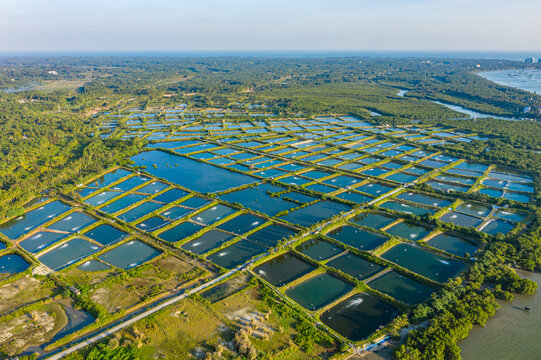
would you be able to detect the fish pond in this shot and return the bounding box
[98,240,161,269]
[327,226,388,251]
[368,271,435,305]
[327,253,385,280]
[381,243,464,283]
[131,150,256,193]
[321,292,399,341]
[254,253,316,287]
[296,238,343,261]
[206,240,266,269]
[285,273,353,311]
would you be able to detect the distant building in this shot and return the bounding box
[69,286,81,296]
[525,57,537,63]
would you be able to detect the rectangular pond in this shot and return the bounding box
[396,193,452,208]
[439,212,484,228]
[207,240,267,269]
[245,225,297,248]
[368,271,435,305]
[191,205,236,225]
[83,224,128,246]
[320,293,399,341]
[381,243,464,283]
[357,183,395,197]
[0,200,71,239]
[98,240,161,269]
[158,221,204,242]
[38,238,100,270]
[48,212,96,233]
[326,226,388,251]
[379,201,435,216]
[280,201,350,227]
[181,230,235,255]
[88,168,132,188]
[153,188,189,203]
[296,238,343,261]
[253,253,316,287]
[385,222,432,241]
[131,150,256,193]
[216,214,265,235]
[117,201,164,223]
[349,212,395,229]
[481,219,515,236]
[455,202,492,217]
[285,273,353,311]
[219,187,295,216]
[20,231,70,253]
[0,254,30,274]
[327,253,385,280]
[99,194,147,214]
[425,233,478,257]
[84,190,122,207]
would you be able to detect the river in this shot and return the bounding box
[395,89,518,121]
[460,271,541,360]
[479,69,541,94]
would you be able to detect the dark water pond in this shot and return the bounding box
[368,271,435,305]
[327,253,384,280]
[321,292,399,341]
[254,253,316,286]
[207,240,266,269]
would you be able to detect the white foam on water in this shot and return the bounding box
[344,297,364,308]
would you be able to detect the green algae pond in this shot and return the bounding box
[285,273,353,311]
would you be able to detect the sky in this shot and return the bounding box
[1,0,540,52]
